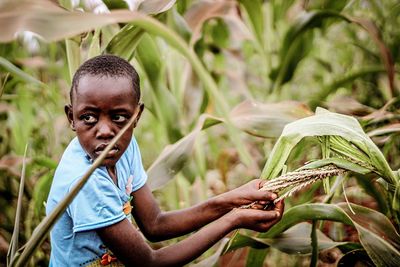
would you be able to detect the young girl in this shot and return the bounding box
[46,55,284,266]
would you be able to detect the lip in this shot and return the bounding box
[94,143,120,157]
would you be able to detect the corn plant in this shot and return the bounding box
[224,108,400,267]
[1,0,400,266]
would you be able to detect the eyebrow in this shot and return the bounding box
[76,106,101,113]
[76,106,133,114]
[110,107,135,113]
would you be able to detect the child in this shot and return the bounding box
[46,55,284,267]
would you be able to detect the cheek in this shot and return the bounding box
[119,130,134,148]
[76,130,94,149]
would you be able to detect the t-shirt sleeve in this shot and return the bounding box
[67,174,126,233]
[130,137,147,192]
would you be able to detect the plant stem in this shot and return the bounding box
[7,144,28,266]
[310,220,318,267]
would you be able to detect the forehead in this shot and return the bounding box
[73,75,137,108]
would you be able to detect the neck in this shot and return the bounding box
[107,166,118,186]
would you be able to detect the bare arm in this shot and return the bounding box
[131,181,277,242]
[97,200,284,267]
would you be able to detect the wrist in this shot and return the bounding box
[212,193,236,214]
[223,209,241,231]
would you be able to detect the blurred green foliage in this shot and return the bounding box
[1,0,400,266]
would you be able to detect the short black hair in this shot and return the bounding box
[70,55,140,104]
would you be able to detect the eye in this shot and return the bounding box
[112,114,128,123]
[80,114,97,124]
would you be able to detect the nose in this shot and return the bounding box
[96,120,115,139]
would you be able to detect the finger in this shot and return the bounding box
[252,190,278,202]
[257,179,266,189]
[274,199,285,211]
[250,203,266,210]
[273,200,285,217]
[243,209,280,221]
[250,178,265,189]
[258,210,281,221]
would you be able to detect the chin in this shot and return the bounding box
[101,158,119,168]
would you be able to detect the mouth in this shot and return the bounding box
[94,144,120,158]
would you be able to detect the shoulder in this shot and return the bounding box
[46,137,91,214]
[128,135,141,151]
[56,138,90,178]
[120,136,142,161]
[48,138,91,194]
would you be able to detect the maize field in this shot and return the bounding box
[0,0,400,266]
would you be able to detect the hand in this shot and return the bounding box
[228,200,284,232]
[218,179,278,209]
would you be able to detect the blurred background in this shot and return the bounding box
[1,0,399,266]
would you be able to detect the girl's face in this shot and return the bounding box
[65,75,141,168]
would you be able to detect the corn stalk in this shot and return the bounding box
[240,108,400,267]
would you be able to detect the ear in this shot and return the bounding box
[133,102,144,128]
[64,104,75,131]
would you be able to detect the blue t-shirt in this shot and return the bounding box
[46,136,147,267]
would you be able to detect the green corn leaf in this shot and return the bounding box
[271,31,314,90]
[190,238,229,267]
[7,144,28,266]
[33,157,58,169]
[238,0,264,46]
[306,0,348,11]
[183,0,238,46]
[271,10,350,88]
[339,203,400,266]
[229,100,312,138]
[167,9,191,42]
[106,23,146,60]
[299,157,370,174]
[0,0,172,42]
[0,72,9,98]
[147,114,222,190]
[65,38,81,83]
[242,203,400,267]
[354,173,389,214]
[147,100,312,190]
[271,0,296,24]
[350,18,396,97]
[329,136,372,165]
[87,29,101,59]
[311,66,389,108]
[223,231,269,253]
[135,34,183,142]
[228,222,347,255]
[246,249,268,267]
[136,34,162,90]
[32,172,53,217]
[0,57,45,86]
[320,136,331,193]
[102,0,129,10]
[269,222,347,254]
[137,0,176,15]
[260,108,396,186]
[393,183,400,211]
